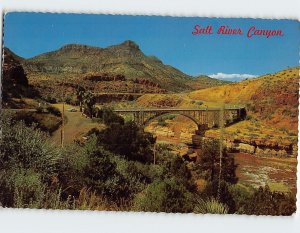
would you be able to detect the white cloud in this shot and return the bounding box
[209,73,257,81]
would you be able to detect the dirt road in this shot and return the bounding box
[51,103,103,145]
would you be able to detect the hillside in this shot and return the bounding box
[15,41,227,92]
[188,67,299,131]
[2,48,28,101]
[21,41,186,92]
[137,67,299,154]
[139,67,299,131]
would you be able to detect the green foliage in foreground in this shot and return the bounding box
[242,186,296,216]
[194,198,229,214]
[0,112,296,215]
[96,121,156,163]
[195,138,238,184]
[0,113,63,207]
[133,178,194,213]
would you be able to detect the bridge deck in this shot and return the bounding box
[114,107,244,112]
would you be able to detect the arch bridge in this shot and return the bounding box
[114,107,246,130]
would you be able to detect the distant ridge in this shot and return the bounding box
[10,40,229,92]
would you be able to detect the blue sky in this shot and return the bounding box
[4,13,300,77]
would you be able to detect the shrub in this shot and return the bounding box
[228,184,253,214]
[156,144,194,191]
[82,137,132,202]
[97,121,156,163]
[0,113,63,207]
[157,117,167,127]
[133,178,194,213]
[13,111,61,134]
[201,180,236,213]
[46,106,61,117]
[7,169,46,208]
[42,96,57,104]
[194,198,229,214]
[0,114,62,178]
[242,186,296,216]
[95,107,124,125]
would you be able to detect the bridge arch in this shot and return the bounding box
[143,112,200,128]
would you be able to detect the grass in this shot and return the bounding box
[194,198,229,214]
[268,182,290,193]
[205,119,297,145]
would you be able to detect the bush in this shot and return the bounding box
[95,107,124,125]
[0,114,62,178]
[7,169,46,208]
[42,96,57,104]
[201,180,236,213]
[242,186,296,216]
[228,184,253,214]
[97,121,156,163]
[157,117,167,127]
[0,113,63,207]
[13,111,61,134]
[156,144,194,191]
[194,198,229,214]
[46,106,61,117]
[133,178,194,213]
[82,137,133,202]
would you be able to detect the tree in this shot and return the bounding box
[196,138,238,184]
[97,107,124,125]
[83,91,96,118]
[97,121,156,163]
[75,85,85,112]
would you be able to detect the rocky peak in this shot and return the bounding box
[58,44,102,54]
[3,48,28,86]
[120,40,140,50]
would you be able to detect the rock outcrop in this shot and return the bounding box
[2,48,28,99]
[224,139,296,157]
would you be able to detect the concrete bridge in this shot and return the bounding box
[114,107,246,130]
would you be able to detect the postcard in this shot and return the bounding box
[1,12,299,215]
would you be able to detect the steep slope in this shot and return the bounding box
[2,48,28,98]
[3,48,25,62]
[2,48,42,108]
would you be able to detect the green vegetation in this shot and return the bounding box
[0,110,296,215]
[242,186,296,216]
[12,110,61,134]
[194,198,229,214]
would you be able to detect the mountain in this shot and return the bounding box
[22,41,191,92]
[188,67,299,131]
[17,40,228,92]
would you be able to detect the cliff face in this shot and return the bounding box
[2,48,29,101]
[3,48,28,87]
